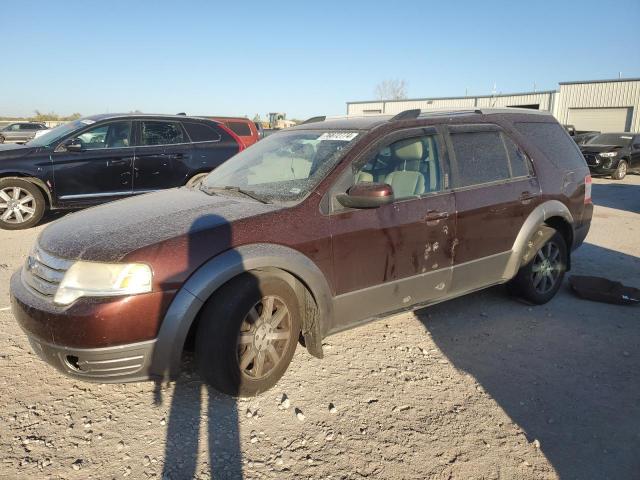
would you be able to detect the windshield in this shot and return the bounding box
[26,119,87,147]
[586,134,632,147]
[202,129,362,202]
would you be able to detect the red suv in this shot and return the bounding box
[10,108,592,397]
[207,116,260,147]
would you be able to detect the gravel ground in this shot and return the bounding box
[1,176,639,480]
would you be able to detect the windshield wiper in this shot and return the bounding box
[200,185,271,204]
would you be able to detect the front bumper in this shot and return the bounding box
[26,334,156,382]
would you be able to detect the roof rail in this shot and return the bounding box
[301,115,326,125]
[390,109,421,121]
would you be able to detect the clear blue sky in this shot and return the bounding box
[2,0,639,119]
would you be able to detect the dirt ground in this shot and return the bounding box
[0,176,639,480]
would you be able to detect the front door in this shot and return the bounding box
[445,124,540,294]
[52,121,134,202]
[133,120,191,191]
[329,128,456,332]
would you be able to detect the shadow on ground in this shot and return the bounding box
[591,180,640,214]
[416,243,640,479]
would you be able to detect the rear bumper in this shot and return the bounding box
[26,334,156,382]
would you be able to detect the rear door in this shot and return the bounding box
[445,124,540,294]
[133,120,190,191]
[52,120,135,202]
[630,135,640,171]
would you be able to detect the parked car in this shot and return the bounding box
[0,122,48,143]
[10,108,592,397]
[579,132,640,180]
[207,116,260,147]
[573,131,600,146]
[0,113,243,229]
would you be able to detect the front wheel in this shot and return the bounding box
[0,135,5,144]
[195,271,301,397]
[508,230,567,304]
[611,160,627,180]
[0,178,46,230]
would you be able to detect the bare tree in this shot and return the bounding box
[375,79,408,100]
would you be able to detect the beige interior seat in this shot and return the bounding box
[384,139,425,198]
[354,171,373,183]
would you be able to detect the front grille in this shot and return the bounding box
[582,153,600,166]
[21,246,73,299]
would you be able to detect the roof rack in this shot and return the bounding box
[301,115,326,125]
[388,107,551,121]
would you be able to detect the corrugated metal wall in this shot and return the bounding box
[347,80,640,132]
[554,80,640,132]
[347,93,554,115]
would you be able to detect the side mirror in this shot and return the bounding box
[64,139,83,152]
[336,182,394,209]
[633,143,640,150]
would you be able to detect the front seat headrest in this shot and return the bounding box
[392,138,423,162]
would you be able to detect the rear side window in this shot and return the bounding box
[450,131,511,187]
[503,135,533,178]
[183,122,222,143]
[513,122,587,170]
[226,121,252,136]
[141,121,185,146]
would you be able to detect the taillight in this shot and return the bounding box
[584,175,592,204]
[216,123,246,152]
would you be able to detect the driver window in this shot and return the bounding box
[354,135,441,200]
[74,121,132,149]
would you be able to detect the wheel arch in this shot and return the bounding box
[504,200,574,280]
[0,174,53,207]
[150,243,333,380]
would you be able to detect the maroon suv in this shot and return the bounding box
[10,108,593,396]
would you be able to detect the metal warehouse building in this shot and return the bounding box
[346,78,640,133]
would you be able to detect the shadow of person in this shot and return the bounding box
[415,243,640,479]
[148,209,263,479]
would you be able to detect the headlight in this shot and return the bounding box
[54,261,153,305]
[599,152,618,158]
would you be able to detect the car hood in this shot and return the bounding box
[38,187,283,262]
[580,144,625,153]
[0,143,40,159]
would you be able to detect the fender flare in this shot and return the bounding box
[150,243,334,379]
[503,200,574,280]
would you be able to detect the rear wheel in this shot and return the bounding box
[508,230,567,304]
[185,172,209,188]
[0,135,5,144]
[611,160,627,180]
[0,178,46,230]
[195,272,301,397]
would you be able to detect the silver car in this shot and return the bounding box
[0,122,48,143]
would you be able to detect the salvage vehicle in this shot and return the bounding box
[207,116,260,147]
[0,114,244,229]
[572,131,599,146]
[11,108,593,397]
[579,132,640,180]
[0,122,48,144]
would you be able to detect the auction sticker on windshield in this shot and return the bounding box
[318,132,359,141]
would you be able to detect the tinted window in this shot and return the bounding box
[74,121,132,149]
[503,134,532,178]
[183,122,222,142]
[514,122,587,170]
[450,131,511,187]
[141,121,185,146]
[8,124,20,131]
[20,124,37,130]
[226,121,252,136]
[355,135,441,199]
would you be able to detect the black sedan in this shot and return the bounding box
[580,133,640,180]
[0,114,244,229]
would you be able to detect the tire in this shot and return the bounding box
[0,178,46,230]
[195,271,301,397]
[508,230,567,305]
[611,160,627,180]
[185,172,209,188]
[0,135,5,143]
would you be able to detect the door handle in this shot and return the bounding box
[109,158,132,166]
[425,210,449,222]
[519,191,537,202]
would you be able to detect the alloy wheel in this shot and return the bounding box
[0,187,37,224]
[531,241,562,294]
[237,295,292,380]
